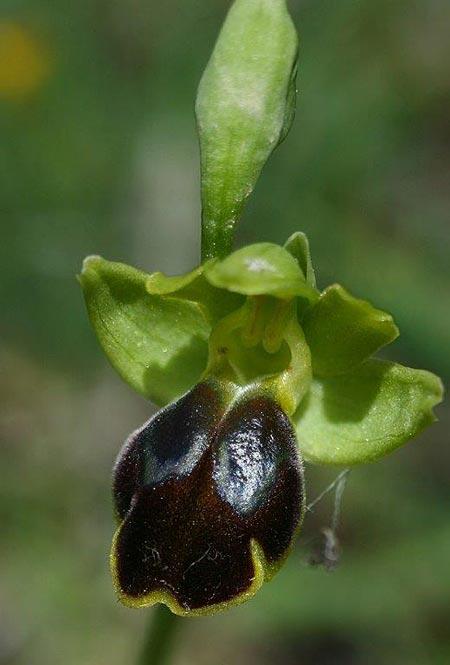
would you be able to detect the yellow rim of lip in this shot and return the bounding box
[110,498,305,616]
[110,526,267,617]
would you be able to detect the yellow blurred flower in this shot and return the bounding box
[0,21,51,101]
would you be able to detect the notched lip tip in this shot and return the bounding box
[115,586,191,616]
[111,548,267,616]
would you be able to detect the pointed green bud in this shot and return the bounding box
[196,0,299,259]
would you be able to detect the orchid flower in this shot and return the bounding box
[80,0,442,616]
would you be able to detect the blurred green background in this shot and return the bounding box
[0,1,449,663]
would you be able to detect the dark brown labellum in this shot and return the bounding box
[112,382,304,613]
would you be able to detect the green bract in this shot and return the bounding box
[80,237,442,465]
[80,0,443,617]
[196,0,298,260]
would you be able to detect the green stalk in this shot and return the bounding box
[138,606,180,665]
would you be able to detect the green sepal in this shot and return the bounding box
[284,232,316,288]
[302,284,399,376]
[204,243,319,302]
[196,0,299,259]
[294,359,443,465]
[79,256,211,406]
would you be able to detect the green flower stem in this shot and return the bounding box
[138,606,180,665]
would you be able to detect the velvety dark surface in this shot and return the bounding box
[114,390,303,610]
[113,382,222,519]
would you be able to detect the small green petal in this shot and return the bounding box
[146,262,243,326]
[79,256,210,405]
[284,232,316,288]
[146,265,204,295]
[204,243,319,301]
[294,359,443,466]
[196,0,299,259]
[302,284,399,376]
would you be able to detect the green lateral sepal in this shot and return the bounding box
[79,256,211,406]
[293,359,443,465]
